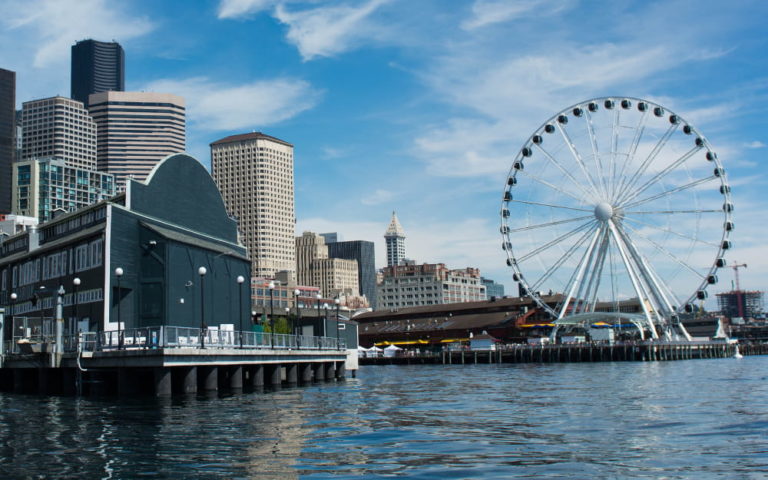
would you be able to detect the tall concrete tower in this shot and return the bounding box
[385,211,406,267]
[211,132,296,278]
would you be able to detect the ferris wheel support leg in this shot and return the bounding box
[557,226,603,320]
[607,221,659,339]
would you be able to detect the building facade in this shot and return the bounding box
[12,157,115,222]
[88,91,185,190]
[71,39,125,106]
[295,231,359,299]
[211,132,295,278]
[377,262,486,309]
[0,68,14,214]
[326,239,377,309]
[384,211,406,267]
[21,96,97,171]
[0,153,250,334]
[481,277,505,299]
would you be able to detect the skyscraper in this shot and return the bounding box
[71,39,125,106]
[384,211,406,267]
[211,132,296,277]
[0,68,14,214]
[326,238,377,309]
[21,96,97,171]
[88,91,185,190]
[295,232,359,299]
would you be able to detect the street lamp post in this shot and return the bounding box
[316,292,322,336]
[334,297,341,350]
[198,266,207,349]
[284,307,290,347]
[294,288,301,343]
[268,281,275,348]
[73,278,80,348]
[237,275,245,348]
[323,304,329,339]
[114,268,124,349]
[9,292,17,338]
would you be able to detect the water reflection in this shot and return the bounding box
[0,358,767,478]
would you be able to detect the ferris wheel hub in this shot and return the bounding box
[594,202,614,221]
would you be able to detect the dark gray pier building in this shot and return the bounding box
[0,154,355,396]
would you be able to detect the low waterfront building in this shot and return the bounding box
[356,295,562,347]
[376,262,487,310]
[0,153,250,335]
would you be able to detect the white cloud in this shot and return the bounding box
[0,0,152,69]
[744,140,766,149]
[462,0,571,30]
[361,189,395,206]
[274,0,390,60]
[217,0,277,19]
[144,77,322,131]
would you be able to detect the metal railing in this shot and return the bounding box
[4,323,346,355]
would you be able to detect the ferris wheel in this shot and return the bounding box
[500,97,733,340]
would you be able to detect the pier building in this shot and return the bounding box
[0,153,356,395]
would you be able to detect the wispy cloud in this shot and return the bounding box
[144,77,322,131]
[361,189,395,206]
[462,0,572,30]
[274,0,390,60]
[217,0,277,19]
[744,140,766,149]
[0,0,153,68]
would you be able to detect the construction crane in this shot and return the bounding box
[731,261,748,318]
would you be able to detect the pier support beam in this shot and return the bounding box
[154,368,172,397]
[300,364,313,384]
[199,366,218,391]
[62,368,77,396]
[325,362,336,381]
[249,365,264,388]
[175,366,197,394]
[268,364,281,387]
[314,362,325,382]
[285,364,298,385]
[229,366,243,390]
[335,361,346,380]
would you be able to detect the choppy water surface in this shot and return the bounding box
[1,357,767,479]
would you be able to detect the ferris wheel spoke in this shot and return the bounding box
[518,220,597,264]
[517,168,589,204]
[622,214,719,248]
[507,215,593,233]
[621,222,706,279]
[621,175,716,210]
[556,122,605,198]
[617,145,703,206]
[584,111,610,199]
[613,122,678,204]
[527,226,597,293]
[535,144,597,201]
[625,208,720,215]
[612,109,649,201]
[509,199,593,213]
[557,226,604,318]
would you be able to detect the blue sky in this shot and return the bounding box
[1,0,766,299]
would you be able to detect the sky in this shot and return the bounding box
[1,0,766,302]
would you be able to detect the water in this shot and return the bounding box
[1,356,767,479]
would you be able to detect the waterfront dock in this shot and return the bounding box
[360,341,768,365]
[0,326,351,396]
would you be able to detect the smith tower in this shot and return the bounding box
[385,211,406,267]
